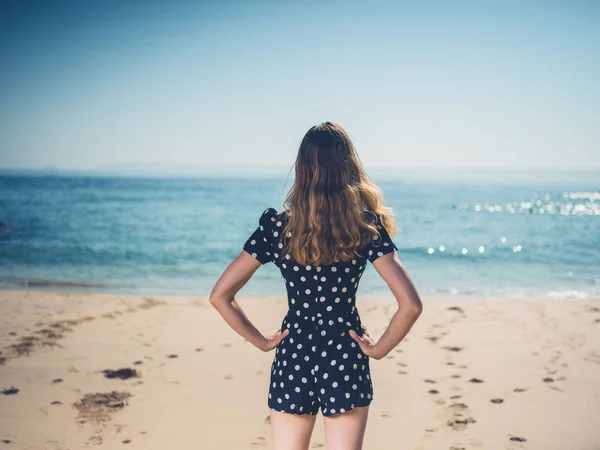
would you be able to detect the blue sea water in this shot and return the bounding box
[0,172,598,299]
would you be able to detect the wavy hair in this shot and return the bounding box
[276,122,398,266]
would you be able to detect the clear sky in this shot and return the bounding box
[0,0,598,173]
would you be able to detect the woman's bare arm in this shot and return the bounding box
[209,251,289,352]
[349,251,423,359]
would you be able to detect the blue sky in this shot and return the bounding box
[0,0,598,173]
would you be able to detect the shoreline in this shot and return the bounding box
[2,285,600,303]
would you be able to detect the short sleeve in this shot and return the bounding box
[366,212,398,263]
[242,207,278,265]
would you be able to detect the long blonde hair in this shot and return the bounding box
[277,122,398,266]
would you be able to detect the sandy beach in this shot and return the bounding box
[1,289,599,449]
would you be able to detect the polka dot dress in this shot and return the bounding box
[242,207,398,416]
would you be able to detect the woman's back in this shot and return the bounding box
[242,206,399,416]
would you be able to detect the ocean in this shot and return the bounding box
[0,172,598,299]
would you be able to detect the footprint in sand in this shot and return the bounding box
[264,415,271,424]
[52,378,63,384]
[224,374,234,380]
[398,370,408,375]
[542,377,554,383]
[514,388,527,392]
[251,436,266,446]
[223,343,231,348]
[2,387,19,395]
[133,360,143,365]
[443,346,463,352]
[51,401,63,406]
[2,439,12,444]
[450,402,468,410]
[195,348,203,352]
[451,374,461,379]
[446,417,476,430]
[122,439,131,444]
[490,398,504,404]
[428,389,439,394]
[380,411,392,418]
[449,395,462,399]
[311,443,324,448]
[468,378,484,383]
[510,436,527,442]
[424,379,436,384]
[166,354,178,359]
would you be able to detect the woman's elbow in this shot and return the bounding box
[405,297,423,317]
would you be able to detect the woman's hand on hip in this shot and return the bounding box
[260,328,289,352]
[348,326,385,360]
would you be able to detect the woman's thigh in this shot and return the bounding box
[270,408,318,450]
[323,405,370,450]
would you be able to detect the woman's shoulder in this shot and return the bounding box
[257,207,288,229]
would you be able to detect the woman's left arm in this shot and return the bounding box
[209,250,289,352]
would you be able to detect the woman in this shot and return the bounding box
[209,122,423,450]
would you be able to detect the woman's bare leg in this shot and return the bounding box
[270,409,317,450]
[323,405,370,450]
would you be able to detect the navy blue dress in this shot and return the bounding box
[242,207,398,416]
